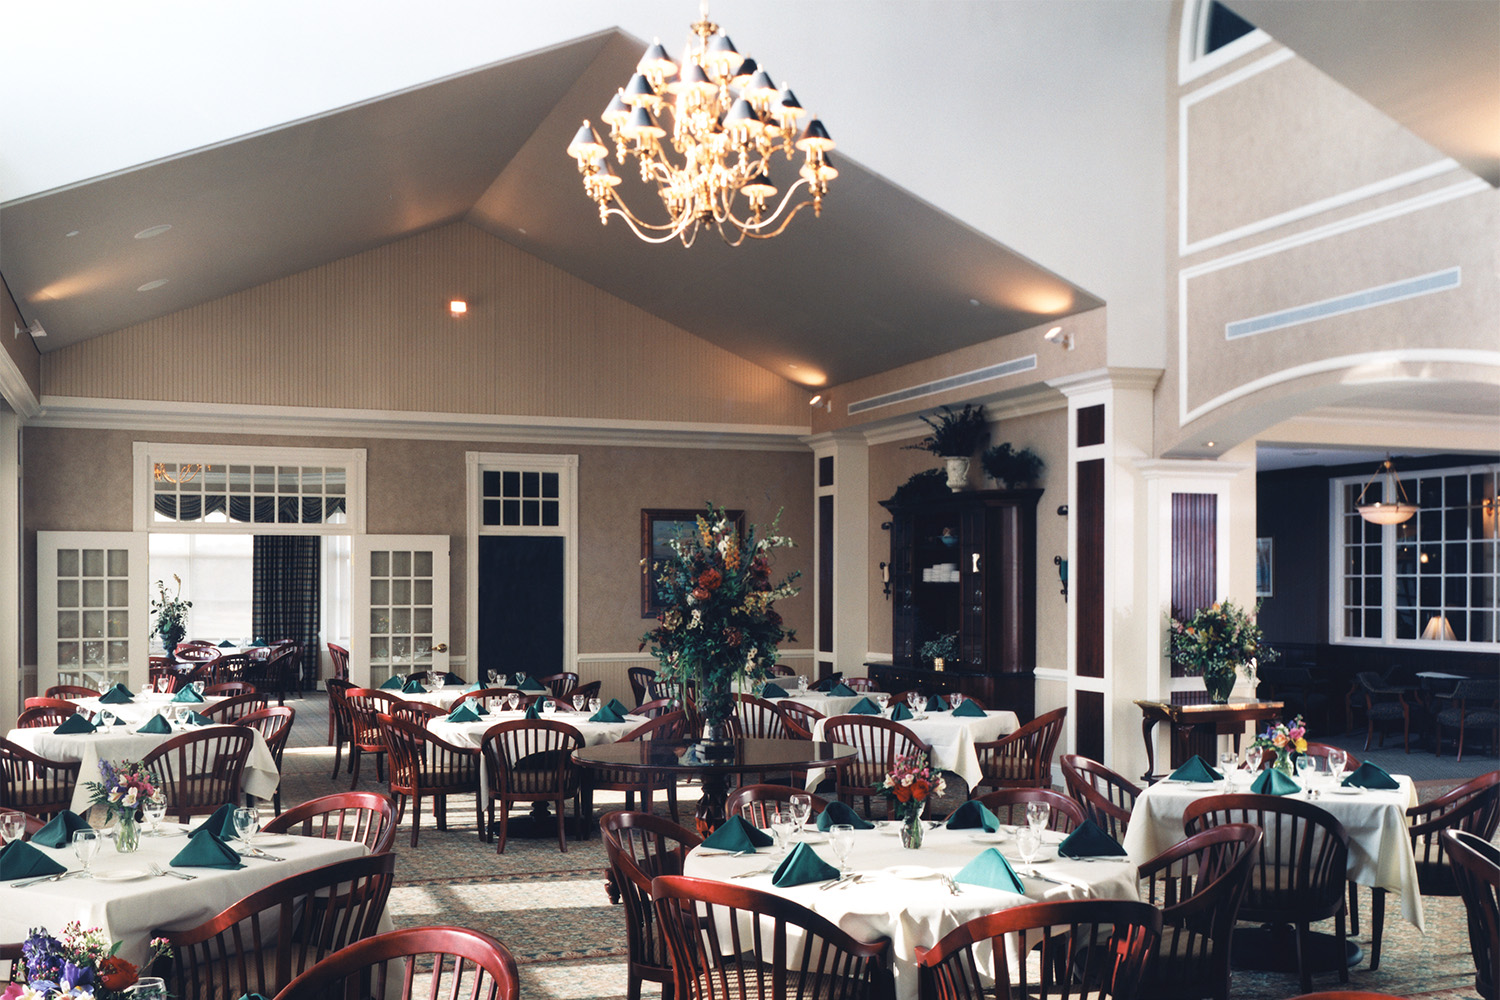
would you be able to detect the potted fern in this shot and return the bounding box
[981,442,1045,488]
[905,404,989,491]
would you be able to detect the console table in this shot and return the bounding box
[1134,698,1284,783]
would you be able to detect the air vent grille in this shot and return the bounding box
[848,355,1038,415]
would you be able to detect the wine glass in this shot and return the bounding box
[142,795,167,836]
[1219,749,1238,791]
[949,692,963,710]
[1327,748,1348,786]
[72,829,100,877]
[1016,826,1041,873]
[486,670,498,685]
[98,709,115,729]
[589,697,601,714]
[796,675,808,692]
[0,811,25,844]
[872,692,890,711]
[573,694,586,712]
[129,977,168,999]
[907,692,922,714]
[192,680,206,696]
[232,806,259,849]
[769,808,793,856]
[505,693,520,712]
[789,794,813,840]
[1026,801,1050,833]
[1296,756,1320,798]
[829,824,855,875]
[156,676,171,694]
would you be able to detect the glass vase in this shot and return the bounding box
[899,806,923,850]
[1202,671,1236,704]
[114,812,140,853]
[1274,750,1295,778]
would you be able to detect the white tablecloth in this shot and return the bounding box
[72,693,228,726]
[6,724,281,813]
[808,710,1019,790]
[382,686,472,711]
[1122,774,1423,930]
[0,825,376,966]
[686,823,1136,1000]
[767,692,868,717]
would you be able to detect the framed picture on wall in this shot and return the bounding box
[641,508,745,618]
[1256,537,1273,597]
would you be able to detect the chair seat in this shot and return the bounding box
[1439,708,1499,726]
[1368,704,1408,720]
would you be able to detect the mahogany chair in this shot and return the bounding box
[203,681,258,698]
[1434,678,1500,761]
[149,656,182,692]
[571,680,603,705]
[23,696,81,714]
[244,642,300,705]
[262,790,398,855]
[724,783,829,829]
[810,673,845,692]
[1061,753,1142,841]
[1135,823,1262,1000]
[0,739,81,819]
[1300,742,1362,770]
[628,666,657,707]
[601,811,702,1000]
[481,719,584,853]
[539,671,580,699]
[235,706,295,813]
[379,713,483,848]
[16,705,77,729]
[174,643,227,686]
[390,701,448,725]
[270,926,520,1000]
[843,677,878,692]
[326,642,350,682]
[970,706,1067,796]
[974,788,1084,834]
[777,699,825,740]
[43,684,99,700]
[140,727,254,823]
[200,691,270,724]
[727,694,793,739]
[822,715,929,818]
[1353,671,1412,752]
[1184,794,1350,993]
[324,677,354,766]
[344,688,403,788]
[633,697,682,719]
[1365,769,1500,970]
[651,875,893,1000]
[155,853,396,1000]
[1444,827,1500,1000]
[915,899,1161,1000]
[585,711,688,824]
[452,687,522,713]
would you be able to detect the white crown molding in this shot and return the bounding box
[0,349,40,419]
[1032,667,1069,682]
[1135,458,1253,481]
[850,384,1069,448]
[31,395,812,452]
[1297,404,1500,431]
[1046,367,1164,398]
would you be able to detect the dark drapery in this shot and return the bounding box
[155,495,346,524]
[252,535,321,690]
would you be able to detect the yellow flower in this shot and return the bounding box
[1294,738,1307,753]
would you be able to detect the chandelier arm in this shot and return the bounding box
[717,176,819,232]
[598,205,697,245]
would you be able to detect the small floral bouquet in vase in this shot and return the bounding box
[84,760,160,854]
[10,922,170,999]
[882,751,945,850]
[1251,715,1307,777]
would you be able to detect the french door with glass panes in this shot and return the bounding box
[37,531,149,692]
[350,535,450,688]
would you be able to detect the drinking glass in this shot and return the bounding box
[192,680,206,696]
[1016,826,1041,870]
[142,796,167,836]
[486,670,499,685]
[129,977,168,999]
[156,676,171,694]
[0,811,25,844]
[1026,801,1050,833]
[872,692,889,711]
[589,697,601,714]
[1327,748,1347,785]
[505,693,520,712]
[232,806,259,848]
[789,794,813,839]
[907,692,922,714]
[770,808,793,856]
[573,695,586,712]
[949,692,963,710]
[72,829,100,877]
[98,709,115,728]
[829,824,855,875]
[1296,756,1320,798]
[1218,749,1238,790]
[796,675,808,692]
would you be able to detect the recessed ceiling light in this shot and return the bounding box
[1203,440,1217,447]
[449,300,467,316]
[137,279,169,291]
[969,298,980,307]
[518,228,528,235]
[64,230,79,238]
[134,225,172,240]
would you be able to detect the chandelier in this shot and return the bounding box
[566,9,835,247]
[1354,456,1419,525]
[153,463,211,485]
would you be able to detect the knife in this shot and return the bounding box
[12,870,83,888]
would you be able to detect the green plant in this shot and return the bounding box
[904,404,989,457]
[919,632,958,664]
[1166,599,1279,678]
[889,468,949,505]
[981,442,1045,485]
[150,576,191,646]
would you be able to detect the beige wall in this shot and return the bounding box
[42,222,810,430]
[0,284,41,403]
[22,426,814,669]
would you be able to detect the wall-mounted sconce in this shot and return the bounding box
[1054,555,1068,601]
[879,561,891,600]
[808,394,832,412]
[13,320,45,340]
[1043,325,1073,350]
[1056,504,1068,517]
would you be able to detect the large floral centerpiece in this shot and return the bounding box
[9,922,170,999]
[149,576,190,661]
[881,750,945,849]
[641,505,799,739]
[1251,715,1307,777]
[1167,599,1278,703]
[84,760,160,854]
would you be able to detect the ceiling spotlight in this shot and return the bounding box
[13,320,45,340]
[449,300,468,316]
[1043,325,1073,350]
[808,394,823,407]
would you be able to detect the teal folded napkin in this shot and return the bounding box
[0,841,67,879]
[523,701,542,720]
[237,994,270,1000]
[54,714,96,735]
[218,640,235,648]
[171,686,205,702]
[170,828,244,869]
[442,671,465,684]
[464,682,481,692]
[945,800,1000,832]
[816,801,873,831]
[1251,768,1301,796]
[925,695,948,712]
[701,815,773,853]
[604,698,629,717]
[32,810,91,849]
[250,638,268,647]
[590,703,626,723]
[1342,761,1399,790]
[954,847,1026,893]
[760,682,789,699]
[829,682,857,697]
[1169,754,1222,782]
[446,702,482,723]
[98,683,134,704]
[191,803,239,841]
[402,679,427,694]
[379,676,403,690]
[771,841,840,887]
[848,697,880,715]
[517,675,547,693]
[1058,818,1128,858]
[952,699,986,717]
[137,714,172,734]
[890,703,913,721]
[185,710,213,726]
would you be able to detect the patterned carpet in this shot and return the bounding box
[271,693,1488,1000]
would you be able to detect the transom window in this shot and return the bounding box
[482,469,560,528]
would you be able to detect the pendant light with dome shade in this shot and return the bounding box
[1354,455,1420,525]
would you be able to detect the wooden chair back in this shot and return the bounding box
[1443,828,1500,1000]
[236,705,295,812]
[141,727,254,823]
[728,694,792,740]
[378,713,484,846]
[1060,753,1141,841]
[1300,742,1363,771]
[974,788,1084,833]
[633,697,680,719]
[201,691,270,724]
[600,811,702,1000]
[43,685,99,700]
[843,677,877,692]
[271,926,519,1000]
[971,707,1067,794]
[262,791,398,854]
[16,703,77,729]
[326,642,350,682]
[821,716,928,814]
[391,701,448,725]
[539,672,579,699]
[0,739,81,819]
[203,681,258,698]
[628,666,657,707]
[479,719,584,853]
[452,687,521,713]
[777,699,825,740]
[725,784,829,828]
[1408,770,1500,891]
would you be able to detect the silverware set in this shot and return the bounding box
[11,870,85,888]
[240,847,286,862]
[148,863,195,881]
[818,873,863,890]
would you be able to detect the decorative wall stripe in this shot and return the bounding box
[1225,268,1461,340]
[847,355,1038,415]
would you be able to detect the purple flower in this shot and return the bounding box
[59,959,95,990]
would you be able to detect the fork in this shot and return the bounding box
[148,863,196,881]
[240,847,286,862]
[939,874,962,895]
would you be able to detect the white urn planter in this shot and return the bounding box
[944,457,970,492]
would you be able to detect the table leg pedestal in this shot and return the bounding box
[1231,924,1361,979]
[696,771,731,836]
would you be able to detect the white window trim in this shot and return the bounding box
[1178,0,1272,85]
[133,441,366,534]
[1328,461,1500,652]
[464,452,579,676]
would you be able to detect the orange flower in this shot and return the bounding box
[98,956,139,992]
[691,587,710,601]
[911,778,931,800]
[698,568,723,591]
[892,784,912,803]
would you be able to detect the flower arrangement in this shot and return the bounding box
[84,760,160,853]
[882,750,945,849]
[10,923,170,999]
[1252,714,1307,776]
[1167,599,1278,683]
[149,576,191,653]
[640,505,800,732]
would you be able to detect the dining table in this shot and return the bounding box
[6,721,281,813]
[765,690,869,718]
[0,822,381,966]
[684,821,1138,1000]
[805,707,1020,792]
[71,691,229,726]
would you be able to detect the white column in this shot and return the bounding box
[806,433,870,678]
[0,412,20,723]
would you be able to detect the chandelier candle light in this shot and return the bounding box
[567,6,836,246]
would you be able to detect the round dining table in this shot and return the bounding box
[572,737,856,834]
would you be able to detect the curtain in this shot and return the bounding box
[252,535,321,690]
[154,495,347,523]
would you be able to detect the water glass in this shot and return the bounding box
[796,675,808,692]
[232,806,259,848]
[486,670,499,685]
[142,796,167,836]
[872,692,889,710]
[1016,826,1041,869]
[505,693,520,712]
[949,692,963,710]
[128,977,168,999]
[789,794,813,838]
[589,697,601,714]
[770,808,793,856]
[1296,756,1320,798]
[98,709,115,729]
[0,811,25,844]
[1218,749,1238,790]
[1327,748,1347,785]
[192,680,206,696]
[1025,801,1050,833]
[907,692,922,714]
[156,676,171,694]
[829,824,855,874]
[72,829,100,876]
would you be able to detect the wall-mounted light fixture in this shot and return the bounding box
[808,394,831,412]
[1054,555,1068,601]
[878,561,891,600]
[449,299,468,317]
[1043,325,1072,350]
[13,320,45,340]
